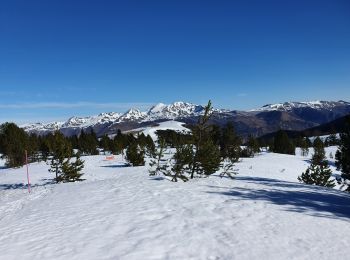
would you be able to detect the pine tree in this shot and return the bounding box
[196,138,221,176]
[298,140,335,188]
[57,153,85,182]
[167,144,193,182]
[100,134,111,154]
[0,122,29,167]
[272,130,295,155]
[48,131,85,183]
[189,100,221,178]
[298,162,335,188]
[312,137,325,165]
[220,122,241,162]
[125,142,145,166]
[335,117,350,192]
[300,137,309,157]
[149,139,168,176]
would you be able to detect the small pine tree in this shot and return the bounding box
[299,140,334,188]
[149,139,168,176]
[125,142,145,166]
[312,137,325,165]
[48,131,84,183]
[335,116,350,192]
[196,138,221,176]
[298,161,335,188]
[57,153,85,182]
[167,144,193,182]
[300,137,309,157]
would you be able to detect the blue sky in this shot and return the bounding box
[1,0,350,123]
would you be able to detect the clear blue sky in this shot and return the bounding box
[1,0,349,123]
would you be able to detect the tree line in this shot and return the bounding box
[1,103,349,191]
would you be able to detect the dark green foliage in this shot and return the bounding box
[99,134,111,154]
[155,129,192,147]
[113,131,128,154]
[325,133,339,147]
[243,135,260,157]
[299,139,334,188]
[272,130,295,155]
[167,144,193,182]
[56,153,85,182]
[0,123,28,167]
[312,137,325,165]
[125,142,145,166]
[48,131,84,183]
[335,117,350,192]
[78,130,98,155]
[220,122,241,162]
[300,137,309,157]
[196,139,221,176]
[298,162,335,188]
[189,100,221,179]
[148,139,168,176]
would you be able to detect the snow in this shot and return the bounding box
[252,100,350,112]
[1,147,350,260]
[125,120,190,140]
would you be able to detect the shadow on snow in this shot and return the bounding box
[100,163,131,168]
[207,175,350,220]
[0,179,55,191]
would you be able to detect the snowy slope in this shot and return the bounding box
[1,147,349,260]
[252,100,350,112]
[124,120,190,140]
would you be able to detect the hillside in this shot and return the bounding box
[258,114,350,141]
[1,147,349,259]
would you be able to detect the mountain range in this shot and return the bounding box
[21,100,350,137]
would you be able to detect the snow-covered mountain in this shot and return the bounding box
[21,100,350,137]
[252,100,350,112]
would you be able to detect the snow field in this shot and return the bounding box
[0,147,349,260]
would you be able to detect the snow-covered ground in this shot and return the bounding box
[124,120,190,140]
[0,147,349,260]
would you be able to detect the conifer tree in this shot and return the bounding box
[298,161,335,188]
[125,141,145,166]
[100,134,111,154]
[312,137,325,165]
[196,138,221,176]
[300,137,309,157]
[335,117,350,192]
[298,139,334,188]
[0,122,29,167]
[48,131,84,183]
[167,144,193,182]
[149,138,168,176]
[272,130,295,155]
[189,100,221,178]
[220,122,241,162]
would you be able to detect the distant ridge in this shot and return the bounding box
[20,100,350,137]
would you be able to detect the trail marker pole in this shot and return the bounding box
[25,150,31,193]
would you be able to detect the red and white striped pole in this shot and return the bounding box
[25,150,31,193]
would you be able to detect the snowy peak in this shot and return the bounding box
[253,100,350,112]
[147,101,205,119]
[118,108,147,121]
